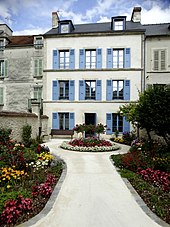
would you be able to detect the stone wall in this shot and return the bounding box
[0,111,48,142]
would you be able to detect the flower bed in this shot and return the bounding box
[0,128,63,226]
[60,138,120,152]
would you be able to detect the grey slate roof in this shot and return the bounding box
[44,20,170,37]
[143,23,170,36]
[44,21,145,36]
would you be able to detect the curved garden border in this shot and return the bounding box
[60,141,120,152]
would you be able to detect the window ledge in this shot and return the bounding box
[33,76,43,79]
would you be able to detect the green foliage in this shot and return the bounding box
[0,190,31,214]
[22,124,32,147]
[0,128,12,147]
[120,86,170,145]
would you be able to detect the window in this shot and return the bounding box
[59,81,69,99]
[61,24,69,33]
[113,81,124,99]
[153,49,166,71]
[0,39,5,51]
[85,50,96,69]
[107,48,130,69]
[34,87,42,100]
[34,37,43,49]
[79,80,101,100]
[112,16,126,31]
[53,49,75,70]
[79,48,102,69]
[52,80,75,101]
[114,20,124,30]
[0,60,7,77]
[113,49,124,68]
[34,59,43,77]
[106,80,130,100]
[106,113,130,135]
[112,114,123,132]
[0,87,4,104]
[59,50,70,69]
[85,81,96,99]
[52,112,75,130]
[59,113,69,130]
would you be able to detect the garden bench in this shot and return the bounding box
[50,129,74,139]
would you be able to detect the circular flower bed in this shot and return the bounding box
[60,137,120,152]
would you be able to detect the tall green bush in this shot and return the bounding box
[0,128,12,145]
[22,124,32,147]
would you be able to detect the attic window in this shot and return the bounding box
[112,16,126,31]
[34,37,43,49]
[59,20,74,34]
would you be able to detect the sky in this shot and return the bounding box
[0,0,170,35]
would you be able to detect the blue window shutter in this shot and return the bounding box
[69,80,75,101]
[79,80,85,100]
[79,49,85,69]
[124,80,130,100]
[106,80,112,101]
[53,50,58,69]
[52,80,58,100]
[106,48,113,68]
[69,49,75,69]
[106,113,112,135]
[52,112,59,129]
[96,80,102,100]
[96,48,102,69]
[123,116,130,132]
[124,48,131,68]
[69,112,75,130]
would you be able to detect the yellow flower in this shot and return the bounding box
[7,185,11,188]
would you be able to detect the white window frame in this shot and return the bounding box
[34,58,43,77]
[0,60,7,77]
[33,86,42,100]
[85,49,96,69]
[0,39,5,51]
[0,87,4,105]
[59,50,70,69]
[153,49,167,71]
[34,36,43,49]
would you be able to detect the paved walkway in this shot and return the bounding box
[30,139,164,227]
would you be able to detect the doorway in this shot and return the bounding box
[84,113,96,137]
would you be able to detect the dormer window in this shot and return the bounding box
[61,24,69,33]
[0,39,5,51]
[59,20,74,34]
[111,16,126,31]
[34,36,43,49]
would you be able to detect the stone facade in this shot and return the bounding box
[0,111,48,141]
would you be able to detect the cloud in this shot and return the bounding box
[13,27,50,35]
[141,4,170,24]
[97,16,110,23]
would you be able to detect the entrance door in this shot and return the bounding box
[85,113,96,137]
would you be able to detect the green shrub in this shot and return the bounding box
[0,128,12,146]
[22,125,32,147]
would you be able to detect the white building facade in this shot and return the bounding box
[43,8,145,136]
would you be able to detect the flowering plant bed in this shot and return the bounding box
[60,137,120,152]
[0,128,63,227]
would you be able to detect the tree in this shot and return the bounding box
[120,85,170,145]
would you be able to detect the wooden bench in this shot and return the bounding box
[50,129,74,139]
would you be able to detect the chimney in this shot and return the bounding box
[131,7,141,23]
[52,12,59,28]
